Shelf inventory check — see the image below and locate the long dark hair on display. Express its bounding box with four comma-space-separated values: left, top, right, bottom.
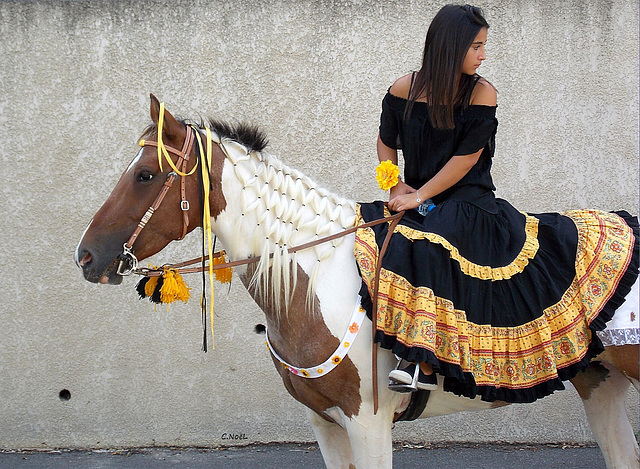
406, 4, 489, 129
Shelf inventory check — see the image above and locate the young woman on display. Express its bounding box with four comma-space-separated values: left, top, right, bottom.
354, 4, 639, 401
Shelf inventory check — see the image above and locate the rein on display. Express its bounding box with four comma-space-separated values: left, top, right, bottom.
131, 211, 406, 277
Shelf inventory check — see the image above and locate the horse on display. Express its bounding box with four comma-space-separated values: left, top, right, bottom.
75, 95, 639, 469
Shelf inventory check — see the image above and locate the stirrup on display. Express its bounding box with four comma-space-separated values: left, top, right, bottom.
388, 358, 420, 393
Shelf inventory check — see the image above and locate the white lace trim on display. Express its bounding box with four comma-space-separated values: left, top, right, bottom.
597, 276, 638, 346
597, 328, 640, 346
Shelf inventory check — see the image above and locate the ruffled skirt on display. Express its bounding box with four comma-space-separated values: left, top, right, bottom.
354, 199, 639, 403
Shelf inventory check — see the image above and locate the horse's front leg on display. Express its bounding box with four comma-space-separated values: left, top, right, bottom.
571, 361, 639, 469
340, 402, 395, 469
308, 409, 356, 468
308, 405, 394, 469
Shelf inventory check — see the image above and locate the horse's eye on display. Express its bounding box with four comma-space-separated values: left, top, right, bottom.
136, 171, 154, 182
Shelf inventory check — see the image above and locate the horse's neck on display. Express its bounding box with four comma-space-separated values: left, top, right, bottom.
212, 139, 357, 318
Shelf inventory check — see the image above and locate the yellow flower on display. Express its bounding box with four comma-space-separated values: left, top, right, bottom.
376, 160, 400, 191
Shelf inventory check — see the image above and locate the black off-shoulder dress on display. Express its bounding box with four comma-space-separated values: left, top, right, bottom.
354, 79, 639, 403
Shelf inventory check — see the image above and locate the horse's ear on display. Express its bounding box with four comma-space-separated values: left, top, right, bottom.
150, 93, 161, 124
149, 93, 183, 139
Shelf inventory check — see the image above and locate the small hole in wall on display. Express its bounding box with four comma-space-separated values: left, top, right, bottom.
59, 389, 71, 401
254, 324, 266, 334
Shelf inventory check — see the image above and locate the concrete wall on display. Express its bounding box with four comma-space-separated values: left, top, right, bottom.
0, 0, 638, 450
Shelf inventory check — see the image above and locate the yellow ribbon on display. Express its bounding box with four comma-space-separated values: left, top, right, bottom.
157, 102, 199, 177
151, 102, 239, 350
193, 126, 216, 350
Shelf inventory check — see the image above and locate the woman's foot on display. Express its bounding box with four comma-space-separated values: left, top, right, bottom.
388, 363, 438, 391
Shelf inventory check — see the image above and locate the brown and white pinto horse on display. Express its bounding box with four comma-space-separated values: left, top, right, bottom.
75, 96, 639, 469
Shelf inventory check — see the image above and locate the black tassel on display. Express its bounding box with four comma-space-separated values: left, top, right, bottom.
136, 277, 150, 299
150, 276, 164, 304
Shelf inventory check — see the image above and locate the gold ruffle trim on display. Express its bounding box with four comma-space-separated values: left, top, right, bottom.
382, 206, 539, 281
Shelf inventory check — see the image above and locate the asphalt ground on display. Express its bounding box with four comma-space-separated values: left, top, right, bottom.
0, 442, 606, 468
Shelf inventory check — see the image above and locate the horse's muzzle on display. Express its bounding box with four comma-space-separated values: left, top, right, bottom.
75, 246, 124, 285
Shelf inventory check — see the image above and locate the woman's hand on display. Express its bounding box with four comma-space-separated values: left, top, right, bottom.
388, 190, 421, 212
389, 180, 414, 200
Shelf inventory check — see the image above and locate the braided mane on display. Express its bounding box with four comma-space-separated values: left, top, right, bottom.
219, 135, 357, 315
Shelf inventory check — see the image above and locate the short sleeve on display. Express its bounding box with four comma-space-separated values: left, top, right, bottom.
453, 106, 498, 156
379, 92, 402, 150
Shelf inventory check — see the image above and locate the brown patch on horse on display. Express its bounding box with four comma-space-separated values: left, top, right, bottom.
570, 361, 610, 400
206, 141, 227, 220
597, 344, 639, 381
147, 96, 227, 223
240, 264, 362, 421
134, 129, 226, 234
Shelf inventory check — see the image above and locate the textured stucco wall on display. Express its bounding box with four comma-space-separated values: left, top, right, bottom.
0, 0, 638, 450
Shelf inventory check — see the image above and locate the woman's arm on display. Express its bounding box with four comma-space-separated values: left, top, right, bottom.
377, 133, 398, 166
387, 149, 482, 212
377, 74, 417, 200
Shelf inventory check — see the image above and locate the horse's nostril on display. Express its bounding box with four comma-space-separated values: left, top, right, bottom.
77, 250, 93, 268
82, 252, 92, 266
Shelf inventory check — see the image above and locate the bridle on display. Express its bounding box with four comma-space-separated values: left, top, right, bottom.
116, 124, 197, 276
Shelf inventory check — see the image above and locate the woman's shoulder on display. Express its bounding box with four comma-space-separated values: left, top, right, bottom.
469, 77, 497, 106
388, 73, 413, 100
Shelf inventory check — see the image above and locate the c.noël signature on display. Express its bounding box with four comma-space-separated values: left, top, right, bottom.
221, 432, 249, 440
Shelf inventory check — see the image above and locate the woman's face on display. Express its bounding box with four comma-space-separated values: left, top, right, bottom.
462, 27, 487, 75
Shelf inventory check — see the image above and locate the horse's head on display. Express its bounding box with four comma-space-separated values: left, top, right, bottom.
75, 95, 209, 284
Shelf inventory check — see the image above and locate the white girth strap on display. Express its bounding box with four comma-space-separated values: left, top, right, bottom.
265, 298, 366, 378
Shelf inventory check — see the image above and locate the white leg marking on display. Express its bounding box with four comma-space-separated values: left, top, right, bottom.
580, 362, 639, 469
307, 409, 355, 469
342, 404, 394, 469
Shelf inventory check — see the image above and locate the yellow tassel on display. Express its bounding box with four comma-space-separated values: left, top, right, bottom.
160, 269, 191, 304
213, 251, 233, 284
145, 275, 159, 297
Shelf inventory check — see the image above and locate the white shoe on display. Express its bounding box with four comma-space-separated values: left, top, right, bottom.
389, 363, 438, 391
